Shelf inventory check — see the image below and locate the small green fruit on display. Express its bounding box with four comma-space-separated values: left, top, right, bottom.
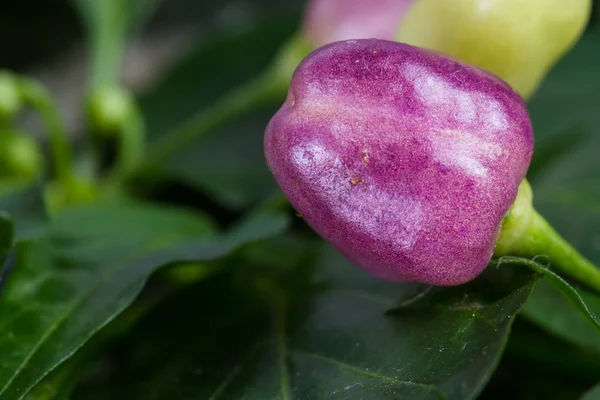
86, 86, 134, 135
0, 72, 23, 122
45, 176, 98, 213
0, 131, 42, 180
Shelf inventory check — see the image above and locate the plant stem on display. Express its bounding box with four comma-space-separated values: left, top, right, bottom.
133, 34, 311, 178
512, 210, 600, 293
90, 0, 126, 88
105, 104, 145, 186
142, 71, 287, 168
18, 78, 75, 186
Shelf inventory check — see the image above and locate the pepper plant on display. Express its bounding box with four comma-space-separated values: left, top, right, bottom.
1, 1, 600, 399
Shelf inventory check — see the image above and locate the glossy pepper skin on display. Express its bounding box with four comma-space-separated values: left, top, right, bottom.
304, 0, 415, 48
397, 0, 591, 99
265, 40, 533, 285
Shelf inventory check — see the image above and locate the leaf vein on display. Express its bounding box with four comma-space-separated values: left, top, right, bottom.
290, 349, 444, 399
0, 242, 163, 397
209, 341, 265, 400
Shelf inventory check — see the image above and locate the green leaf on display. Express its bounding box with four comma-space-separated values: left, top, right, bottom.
138, 18, 298, 209
159, 107, 283, 209
495, 257, 600, 352
76, 245, 538, 400
0, 182, 46, 241
520, 30, 600, 354
71, 0, 165, 86
582, 383, 600, 400
528, 31, 600, 190
528, 32, 600, 156
523, 280, 600, 355
0, 201, 289, 400
525, 262, 600, 333
140, 17, 297, 141
504, 319, 600, 387
22, 352, 84, 400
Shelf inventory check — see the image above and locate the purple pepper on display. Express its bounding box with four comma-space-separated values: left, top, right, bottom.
304, 0, 415, 47
264, 39, 533, 286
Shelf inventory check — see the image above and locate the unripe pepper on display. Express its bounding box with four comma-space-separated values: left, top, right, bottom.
86, 85, 136, 136
0, 72, 23, 123
397, 0, 592, 99
265, 39, 533, 285
85, 85, 144, 181
0, 130, 43, 181
45, 177, 98, 213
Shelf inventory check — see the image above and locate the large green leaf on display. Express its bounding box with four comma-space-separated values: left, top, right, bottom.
162, 106, 283, 209
583, 383, 600, 400
497, 319, 600, 399
528, 32, 600, 160
528, 31, 600, 188
0, 201, 289, 400
520, 30, 600, 353
523, 280, 600, 355
75, 245, 538, 400
0, 182, 46, 241
497, 257, 600, 354
498, 257, 600, 332
137, 18, 298, 209
22, 351, 85, 400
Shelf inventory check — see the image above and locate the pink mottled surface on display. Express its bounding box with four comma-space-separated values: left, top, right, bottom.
264, 40, 533, 286
304, 0, 414, 47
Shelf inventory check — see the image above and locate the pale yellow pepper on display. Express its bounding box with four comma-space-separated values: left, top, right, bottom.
397, 0, 592, 99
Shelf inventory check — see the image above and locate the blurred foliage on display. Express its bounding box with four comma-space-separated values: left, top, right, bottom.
523, 28, 600, 362
583, 383, 600, 400
138, 18, 298, 209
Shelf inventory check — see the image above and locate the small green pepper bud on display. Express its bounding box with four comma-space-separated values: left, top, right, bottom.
0, 72, 23, 123
86, 85, 135, 136
0, 130, 43, 181
45, 176, 98, 213
85, 85, 144, 182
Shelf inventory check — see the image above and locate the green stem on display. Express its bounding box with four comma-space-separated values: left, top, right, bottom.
132, 35, 311, 178
18, 78, 75, 185
512, 210, 600, 294
105, 104, 144, 185
142, 71, 287, 168
90, 0, 126, 87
